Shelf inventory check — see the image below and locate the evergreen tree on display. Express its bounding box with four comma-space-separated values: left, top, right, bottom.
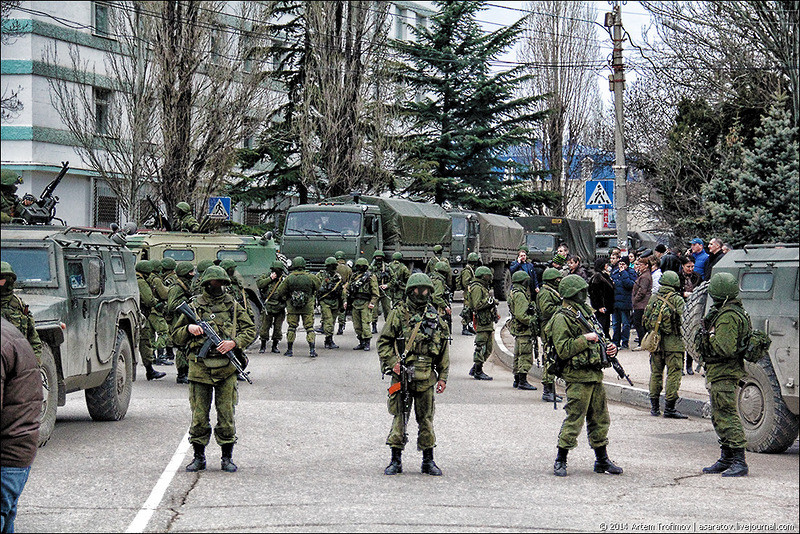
703, 96, 799, 246
392, 0, 557, 214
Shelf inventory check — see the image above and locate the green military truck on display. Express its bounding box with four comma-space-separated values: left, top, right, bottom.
683, 244, 799, 453
449, 210, 524, 300
280, 195, 451, 272
514, 215, 596, 266
1, 224, 142, 446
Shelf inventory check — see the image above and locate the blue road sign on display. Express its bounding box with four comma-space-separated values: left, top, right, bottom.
585, 180, 614, 210
208, 196, 231, 220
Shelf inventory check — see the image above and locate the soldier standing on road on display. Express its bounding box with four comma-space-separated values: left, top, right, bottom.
1, 170, 23, 224
430, 262, 452, 334
370, 251, 392, 334
175, 202, 201, 233
459, 253, 480, 336
426, 244, 452, 290
537, 268, 564, 403
466, 265, 498, 381
135, 261, 166, 380
167, 262, 195, 384
334, 251, 352, 336
256, 261, 287, 354
509, 270, 538, 391
378, 273, 449, 477
0, 262, 42, 362
698, 272, 752, 477
147, 261, 172, 367
275, 257, 320, 358
160, 258, 179, 364
549, 274, 623, 477
172, 266, 256, 473
317, 257, 344, 350
386, 252, 410, 309
643, 271, 688, 419
343, 258, 379, 351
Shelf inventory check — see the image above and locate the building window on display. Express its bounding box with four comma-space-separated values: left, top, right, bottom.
395, 7, 406, 40
94, 1, 111, 37
94, 87, 112, 135
245, 208, 263, 226
94, 179, 118, 227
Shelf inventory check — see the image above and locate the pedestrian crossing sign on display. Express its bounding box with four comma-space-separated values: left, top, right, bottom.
208, 197, 231, 220
585, 180, 614, 210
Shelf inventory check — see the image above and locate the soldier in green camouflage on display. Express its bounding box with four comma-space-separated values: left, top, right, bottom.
167, 261, 195, 383
192, 259, 214, 296
172, 265, 256, 473
370, 251, 392, 334
1, 170, 23, 224
275, 256, 320, 358
425, 244, 452, 291
549, 274, 622, 477
175, 202, 201, 233
0, 261, 42, 362
698, 272, 751, 477
537, 268, 564, 403
256, 261, 287, 354
220, 259, 253, 320
430, 261, 452, 334
317, 257, 344, 349
343, 258, 379, 351
135, 260, 166, 380
378, 272, 449, 477
459, 252, 481, 336
334, 251, 352, 335
643, 270, 688, 419
160, 257, 179, 363
386, 252, 410, 308
146, 260, 172, 366
466, 265, 498, 381
508, 270, 537, 391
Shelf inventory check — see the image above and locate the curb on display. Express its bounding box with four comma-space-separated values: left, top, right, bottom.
492, 318, 711, 418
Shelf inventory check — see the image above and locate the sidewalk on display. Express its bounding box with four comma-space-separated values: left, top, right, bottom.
491, 316, 712, 418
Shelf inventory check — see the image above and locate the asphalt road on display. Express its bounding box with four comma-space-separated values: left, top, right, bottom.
15, 304, 800, 533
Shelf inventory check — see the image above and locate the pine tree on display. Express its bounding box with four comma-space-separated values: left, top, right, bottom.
392, 0, 557, 214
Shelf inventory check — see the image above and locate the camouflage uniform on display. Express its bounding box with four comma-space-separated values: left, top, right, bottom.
465, 266, 497, 380
386, 252, 410, 307
1, 170, 23, 224
430, 262, 452, 334
167, 261, 195, 383
0, 261, 43, 362
370, 251, 393, 331
536, 269, 564, 402
192, 259, 214, 296
171, 266, 255, 473
317, 257, 344, 349
256, 261, 286, 353
378, 273, 449, 476
334, 251, 352, 335
458, 254, 480, 335
275, 257, 320, 357
146, 267, 171, 357
549, 274, 622, 477
508, 270, 537, 390
175, 202, 200, 233
344, 258, 379, 350
425, 245, 452, 290
135, 261, 165, 380
221, 260, 253, 320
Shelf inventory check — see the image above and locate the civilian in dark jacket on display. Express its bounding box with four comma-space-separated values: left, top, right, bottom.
610, 256, 636, 349
631, 257, 653, 349
566, 256, 589, 283
589, 258, 615, 339
680, 256, 703, 298
1, 318, 42, 533
509, 248, 540, 292
705, 238, 726, 281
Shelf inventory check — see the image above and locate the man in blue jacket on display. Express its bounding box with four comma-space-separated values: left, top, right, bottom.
509, 246, 540, 294
610, 252, 636, 349
690, 238, 710, 280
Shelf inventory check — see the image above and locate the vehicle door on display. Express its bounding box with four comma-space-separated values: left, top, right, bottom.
64, 252, 105, 378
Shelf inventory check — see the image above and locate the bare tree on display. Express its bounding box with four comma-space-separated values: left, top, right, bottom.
518, 0, 604, 217
2, 0, 24, 119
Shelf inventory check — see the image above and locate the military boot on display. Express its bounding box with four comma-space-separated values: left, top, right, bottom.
185, 444, 206, 472
314, 326, 325, 334
461, 326, 474, 336
271, 340, 280, 354
685, 355, 694, 375
353, 338, 365, 350
324, 335, 339, 349
221, 443, 237, 473
337, 323, 345, 335
259, 339, 267, 353
166, 346, 175, 361
176, 366, 189, 384
309, 343, 318, 358
513, 374, 519, 388
516, 373, 537, 391
702, 446, 733, 474
472, 364, 493, 381
593, 445, 623, 475
720, 448, 748, 477
145, 364, 166, 381
421, 448, 442, 476
663, 399, 688, 419
469, 364, 476, 377
384, 447, 402, 475
371, 322, 378, 334
284, 343, 294, 357
650, 397, 661, 416
541, 383, 562, 403
362, 339, 371, 351
553, 447, 568, 477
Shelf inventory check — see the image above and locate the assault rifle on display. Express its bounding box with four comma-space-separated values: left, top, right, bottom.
176, 301, 252, 384
147, 196, 172, 231
574, 309, 633, 386
527, 302, 541, 368
18, 161, 69, 225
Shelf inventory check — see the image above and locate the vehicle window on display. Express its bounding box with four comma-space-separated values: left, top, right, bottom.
68, 262, 86, 289
110, 254, 126, 274
526, 234, 555, 253
164, 249, 195, 261
740, 272, 773, 292
217, 250, 247, 262
285, 211, 362, 236
452, 217, 467, 237
0, 248, 53, 283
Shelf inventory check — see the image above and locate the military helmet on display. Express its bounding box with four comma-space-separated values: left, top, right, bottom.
474, 266, 493, 279
219, 259, 237, 272
0, 261, 17, 283
433, 244, 443, 254
335, 250, 345, 260
290, 256, 306, 270
1, 169, 22, 188
271, 260, 285, 271
434, 261, 449, 274
135, 260, 153, 274
325, 256, 337, 267
708, 272, 739, 300
660, 270, 680, 289
151, 261, 163, 274
542, 268, 562, 282
161, 257, 177, 271
175, 261, 194, 277
175, 202, 191, 214
405, 272, 434, 293
201, 265, 230, 285
196, 259, 214, 274
467, 252, 481, 263
354, 257, 369, 269
373, 250, 385, 259
559, 274, 589, 299
392, 252, 403, 261
512, 270, 529, 284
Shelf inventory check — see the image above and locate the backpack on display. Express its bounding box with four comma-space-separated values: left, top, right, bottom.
724, 305, 771, 362
641, 295, 676, 353
290, 289, 309, 308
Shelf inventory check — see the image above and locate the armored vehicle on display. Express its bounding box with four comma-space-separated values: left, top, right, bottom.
683, 244, 799, 453
514, 215, 596, 266
1, 224, 142, 446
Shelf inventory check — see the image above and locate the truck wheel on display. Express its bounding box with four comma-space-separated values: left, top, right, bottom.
681, 281, 709, 363
739, 358, 799, 453
247, 297, 262, 349
493, 269, 512, 301
85, 332, 133, 422
38, 344, 58, 447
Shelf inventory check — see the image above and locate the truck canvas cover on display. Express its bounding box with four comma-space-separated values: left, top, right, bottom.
515, 215, 595, 262
474, 212, 524, 257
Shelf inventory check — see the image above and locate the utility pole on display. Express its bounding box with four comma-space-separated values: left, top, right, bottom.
608, 1, 628, 253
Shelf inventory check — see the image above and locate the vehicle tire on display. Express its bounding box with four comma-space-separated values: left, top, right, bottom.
38, 344, 58, 447
739, 357, 800, 453
85, 332, 133, 422
493, 268, 512, 301
247, 297, 262, 349
681, 280, 709, 362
